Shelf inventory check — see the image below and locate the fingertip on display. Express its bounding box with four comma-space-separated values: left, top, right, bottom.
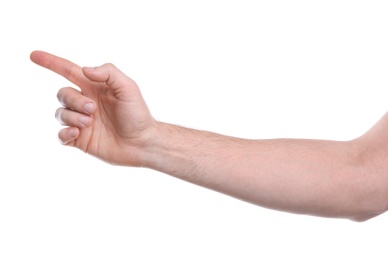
81, 66, 98, 81
84, 102, 96, 114
30, 50, 39, 63
30, 50, 49, 66
82, 66, 96, 76
68, 128, 79, 138
82, 63, 136, 90
83, 66, 96, 71
59, 127, 79, 145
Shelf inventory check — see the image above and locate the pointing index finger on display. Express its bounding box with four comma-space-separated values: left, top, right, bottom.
30, 50, 89, 88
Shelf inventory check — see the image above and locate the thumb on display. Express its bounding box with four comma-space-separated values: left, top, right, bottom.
82, 63, 138, 90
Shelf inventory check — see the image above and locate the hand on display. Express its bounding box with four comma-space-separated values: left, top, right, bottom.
30, 51, 156, 166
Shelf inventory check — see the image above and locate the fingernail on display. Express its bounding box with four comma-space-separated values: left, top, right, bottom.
80, 116, 91, 127
84, 103, 95, 114
69, 128, 78, 138
84, 66, 96, 71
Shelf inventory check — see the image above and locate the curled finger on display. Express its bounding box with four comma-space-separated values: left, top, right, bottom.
58, 127, 79, 145
57, 87, 96, 115
55, 107, 93, 127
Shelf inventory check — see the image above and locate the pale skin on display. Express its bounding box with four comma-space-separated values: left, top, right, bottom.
30, 50, 388, 222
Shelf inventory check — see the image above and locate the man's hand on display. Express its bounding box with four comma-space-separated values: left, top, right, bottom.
30, 51, 156, 166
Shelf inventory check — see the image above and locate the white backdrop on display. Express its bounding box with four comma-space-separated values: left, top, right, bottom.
1, 1, 388, 259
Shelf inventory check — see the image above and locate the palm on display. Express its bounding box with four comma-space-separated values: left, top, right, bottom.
80, 80, 152, 163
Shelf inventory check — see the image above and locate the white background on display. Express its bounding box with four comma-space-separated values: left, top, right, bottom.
1, 0, 388, 259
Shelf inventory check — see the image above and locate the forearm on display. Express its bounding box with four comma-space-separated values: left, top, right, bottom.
142, 122, 386, 221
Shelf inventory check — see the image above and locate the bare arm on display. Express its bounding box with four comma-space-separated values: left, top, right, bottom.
30, 50, 388, 222
142, 121, 387, 221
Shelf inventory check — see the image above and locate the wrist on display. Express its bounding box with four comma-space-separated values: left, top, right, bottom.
139, 122, 192, 171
